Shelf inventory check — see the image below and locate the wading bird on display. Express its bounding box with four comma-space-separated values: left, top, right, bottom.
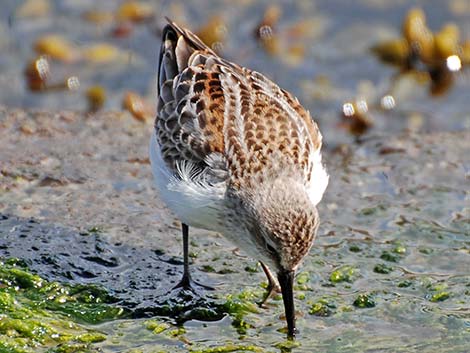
150, 19, 328, 337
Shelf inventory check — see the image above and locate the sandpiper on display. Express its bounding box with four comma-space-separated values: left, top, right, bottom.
150, 19, 328, 337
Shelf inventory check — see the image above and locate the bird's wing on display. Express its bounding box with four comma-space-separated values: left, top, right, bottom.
155, 19, 324, 190
155, 19, 228, 178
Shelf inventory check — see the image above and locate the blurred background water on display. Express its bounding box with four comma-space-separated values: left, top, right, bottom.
1, 0, 469, 146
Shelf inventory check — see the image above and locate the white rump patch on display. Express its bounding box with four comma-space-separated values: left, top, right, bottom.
307, 148, 329, 206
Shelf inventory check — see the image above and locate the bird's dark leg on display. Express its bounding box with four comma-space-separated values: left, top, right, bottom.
173, 223, 214, 291
173, 223, 191, 289
259, 261, 281, 307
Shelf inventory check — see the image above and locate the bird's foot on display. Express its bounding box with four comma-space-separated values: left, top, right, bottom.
258, 261, 281, 308
173, 274, 215, 292
258, 282, 281, 308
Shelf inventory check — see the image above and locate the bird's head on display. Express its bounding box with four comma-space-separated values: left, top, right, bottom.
237, 175, 320, 337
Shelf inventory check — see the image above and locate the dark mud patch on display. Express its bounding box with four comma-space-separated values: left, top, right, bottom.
0, 214, 227, 323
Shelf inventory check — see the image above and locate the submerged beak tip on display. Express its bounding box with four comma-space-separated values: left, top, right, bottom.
278, 270, 296, 338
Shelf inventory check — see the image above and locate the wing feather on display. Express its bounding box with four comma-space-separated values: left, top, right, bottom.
154, 19, 325, 193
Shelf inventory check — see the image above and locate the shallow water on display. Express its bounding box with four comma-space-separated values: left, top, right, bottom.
0, 0, 469, 352
1, 108, 468, 352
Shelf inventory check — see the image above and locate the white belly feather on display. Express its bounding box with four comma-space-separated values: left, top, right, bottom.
149, 133, 227, 231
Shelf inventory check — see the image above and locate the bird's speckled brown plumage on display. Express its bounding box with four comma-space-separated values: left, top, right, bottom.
155, 20, 323, 191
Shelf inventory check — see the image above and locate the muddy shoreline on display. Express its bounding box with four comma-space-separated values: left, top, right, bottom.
1, 106, 469, 352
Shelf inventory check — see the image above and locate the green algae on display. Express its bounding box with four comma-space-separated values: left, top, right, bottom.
348, 244, 362, 253
295, 272, 311, 291
359, 204, 388, 216
330, 265, 358, 283
86, 226, 103, 234
244, 265, 259, 273
308, 298, 337, 317
429, 291, 450, 302
0, 258, 123, 353
398, 280, 413, 288
296, 271, 310, 285
167, 327, 186, 337
273, 339, 301, 351
144, 287, 267, 340
221, 289, 261, 335
145, 320, 170, 334
222, 290, 261, 316
419, 248, 434, 255
201, 265, 216, 273
373, 263, 393, 274
380, 251, 400, 263
426, 282, 451, 302
190, 343, 263, 353
353, 294, 376, 308
392, 244, 407, 255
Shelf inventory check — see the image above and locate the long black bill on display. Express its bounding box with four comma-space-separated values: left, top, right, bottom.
278, 270, 296, 338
